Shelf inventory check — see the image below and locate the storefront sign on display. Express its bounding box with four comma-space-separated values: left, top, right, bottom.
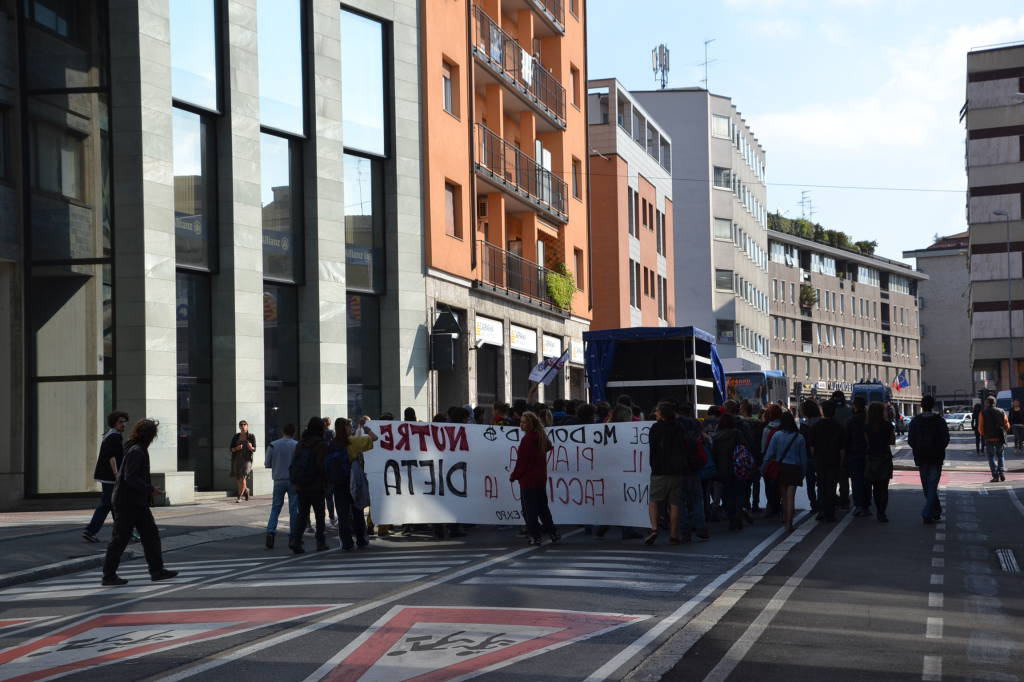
475, 316, 504, 347
570, 339, 584, 364
542, 334, 562, 358
366, 421, 653, 527
509, 325, 536, 353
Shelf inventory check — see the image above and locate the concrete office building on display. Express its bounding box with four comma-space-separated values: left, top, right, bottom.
964, 43, 1024, 392
768, 230, 925, 415
0, 0, 428, 508
634, 88, 770, 371
587, 79, 674, 330
421, 0, 590, 413
903, 233, 973, 406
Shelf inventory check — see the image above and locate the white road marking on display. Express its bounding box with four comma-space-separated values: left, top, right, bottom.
933, 544, 945, 553
922, 655, 942, 681
265, 559, 469, 571
463, 576, 692, 592
935, 523, 945, 531
931, 558, 944, 568
928, 592, 943, 608
1008, 487, 1024, 518
978, 487, 989, 496
492, 567, 694, 582
996, 548, 1020, 574
935, 533, 945, 541
583, 512, 812, 682
926, 617, 943, 639
203, 576, 428, 588
930, 574, 944, 585
700, 514, 854, 682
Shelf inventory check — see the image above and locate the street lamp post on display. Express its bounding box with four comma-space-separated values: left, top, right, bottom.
993, 210, 1014, 388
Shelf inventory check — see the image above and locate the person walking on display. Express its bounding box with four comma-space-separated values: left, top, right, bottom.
645, 402, 689, 545
908, 396, 950, 524
101, 419, 177, 586
230, 420, 256, 502
290, 417, 329, 554
83, 410, 130, 543
846, 397, 871, 517
510, 411, 558, 545
978, 396, 1010, 482
760, 412, 808, 533
677, 403, 710, 541
760, 404, 784, 518
864, 401, 895, 523
711, 413, 750, 531
1009, 399, 1024, 452
264, 423, 298, 549
971, 403, 983, 454
831, 390, 854, 510
798, 400, 821, 514
810, 400, 845, 522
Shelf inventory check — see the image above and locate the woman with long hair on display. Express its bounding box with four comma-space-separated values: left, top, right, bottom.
327, 417, 379, 548
760, 412, 808, 532
799, 400, 821, 514
102, 419, 177, 586
229, 420, 256, 502
864, 401, 895, 522
510, 411, 558, 545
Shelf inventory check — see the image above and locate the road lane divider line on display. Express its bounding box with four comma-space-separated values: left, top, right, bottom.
700, 513, 854, 682
1008, 487, 1024, 518
922, 654, 942, 681
925, 617, 943, 639
586, 512, 814, 682
159, 531, 583, 682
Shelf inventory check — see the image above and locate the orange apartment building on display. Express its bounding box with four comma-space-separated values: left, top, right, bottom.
421, 0, 590, 413
587, 79, 674, 329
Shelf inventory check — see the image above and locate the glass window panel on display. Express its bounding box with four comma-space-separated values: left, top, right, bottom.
341, 9, 386, 156
261, 133, 300, 282
715, 269, 733, 290
31, 263, 111, 378
176, 272, 212, 381
35, 379, 110, 493
0, 108, 7, 179
258, 0, 304, 134
264, 283, 298, 443
178, 380, 213, 490
24, 0, 106, 90
173, 108, 214, 269
713, 217, 731, 239
347, 293, 381, 419
170, 0, 218, 110
344, 154, 384, 292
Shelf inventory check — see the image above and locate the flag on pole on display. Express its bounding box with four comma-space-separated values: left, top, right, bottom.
892, 377, 901, 393
529, 349, 570, 386
898, 370, 910, 389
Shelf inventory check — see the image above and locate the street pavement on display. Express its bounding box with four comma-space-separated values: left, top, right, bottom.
0, 431, 1021, 681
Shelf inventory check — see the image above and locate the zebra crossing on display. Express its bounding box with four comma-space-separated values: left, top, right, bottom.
200, 549, 495, 589
461, 549, 723, 593
0, 557, 290, 602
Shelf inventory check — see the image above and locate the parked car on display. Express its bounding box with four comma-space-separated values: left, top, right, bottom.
943, 413, 971, 431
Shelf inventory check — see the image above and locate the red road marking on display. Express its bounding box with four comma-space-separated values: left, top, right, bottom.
321, 606, 646, 682
0, 605, 342, 682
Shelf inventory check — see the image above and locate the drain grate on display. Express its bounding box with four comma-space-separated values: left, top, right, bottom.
996, 548, 1020, 573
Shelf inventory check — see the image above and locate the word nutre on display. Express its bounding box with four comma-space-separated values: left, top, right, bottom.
383, 459, 468, 497
377, 423, 470, 453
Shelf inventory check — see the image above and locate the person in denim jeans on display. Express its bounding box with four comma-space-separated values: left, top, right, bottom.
83, 411, 130, 543
908, 396, 950, 524
264, 423, 299, 549
978, 397, 1010, 482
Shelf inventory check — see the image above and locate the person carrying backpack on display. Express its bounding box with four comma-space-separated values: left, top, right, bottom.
289, 416, 329, 554
712, 413, 752, 531
908, 395, 950, 523
676, 403, 710, 541
978, 396, 1010, 483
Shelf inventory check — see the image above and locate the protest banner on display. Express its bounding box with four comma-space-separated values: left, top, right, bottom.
364, 421, 653, 527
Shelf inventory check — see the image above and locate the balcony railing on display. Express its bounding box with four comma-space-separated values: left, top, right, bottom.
533, 0, 564, 25
471, 5, 566, 122
477, 241, 567, 311
475, 123, 567, 219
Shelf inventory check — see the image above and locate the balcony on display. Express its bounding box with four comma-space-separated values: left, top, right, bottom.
474, 123, 568, 222
471, 4, 566, 129
504, 0, 565, 35
475, 241, 570, 314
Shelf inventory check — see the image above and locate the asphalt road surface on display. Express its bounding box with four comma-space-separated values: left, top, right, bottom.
1, 432, 1021, 681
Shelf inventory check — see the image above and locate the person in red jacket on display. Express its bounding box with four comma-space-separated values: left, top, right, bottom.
511, 411, 559, 545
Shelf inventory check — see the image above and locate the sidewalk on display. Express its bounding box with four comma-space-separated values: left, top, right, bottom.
892, 431, 1024, 472
0, 495, 272, 589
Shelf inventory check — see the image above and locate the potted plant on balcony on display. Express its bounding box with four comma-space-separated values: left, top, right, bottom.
545, 263, 575, 311
799, 283, 818, 310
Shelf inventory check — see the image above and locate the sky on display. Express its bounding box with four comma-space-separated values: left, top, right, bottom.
586, 0, 1024, 262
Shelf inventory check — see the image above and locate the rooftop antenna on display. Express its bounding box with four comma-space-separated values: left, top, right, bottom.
652, 44, 670, 89
699, 38, 716, 90
799, 190, 811, 220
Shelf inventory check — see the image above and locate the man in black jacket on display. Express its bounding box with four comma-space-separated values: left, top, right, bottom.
908, 395, 951, 524
646, 402, 697, 545
83, 411, 129, 543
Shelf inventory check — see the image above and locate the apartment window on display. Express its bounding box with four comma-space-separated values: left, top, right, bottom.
173, 107, 216, 270
570, 0, 579, 17
714, 217, 731, 240
789, 282, 795, 304
341, 9, 386, 156
771, 279, 777, 300
643, 267, 650, 297
641, 198, 648, 227
711, 114, 730, 139
30, 122, 84, 200
170, 0, 219, 110
257, 0, 304, 134
574, 248, 584, 289
572, 157, 582, 199
715, 269, 733, 291
840, 294, 845, 314
633, 189, 640, 236
634, 261, 642, 306
627, 187, 635, 236
713, 166, 731, 189
444, 181, 461, 239
570, 65, 581, 108
261, 133, 302, 283
442, 60, 459, 116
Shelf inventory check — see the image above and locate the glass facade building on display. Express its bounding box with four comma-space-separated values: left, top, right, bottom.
0, 0, 428, 507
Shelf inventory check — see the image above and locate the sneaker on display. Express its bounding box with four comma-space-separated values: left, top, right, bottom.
548, 532, 560, 544
1000, 474, 1006, 482
150, 569, 178, 582
528, 537, 541, 546
306, 525, 315, 535
990, 477, 1000, 483
695, 527, 710, 540
643, 531, 659, 546
265, 533, 275, 549
101, 575, 128, 586
82, 530, 101, 543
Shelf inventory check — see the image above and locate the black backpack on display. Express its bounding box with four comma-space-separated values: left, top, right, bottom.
289, 446, 318, 486
324, 443, 351, 484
